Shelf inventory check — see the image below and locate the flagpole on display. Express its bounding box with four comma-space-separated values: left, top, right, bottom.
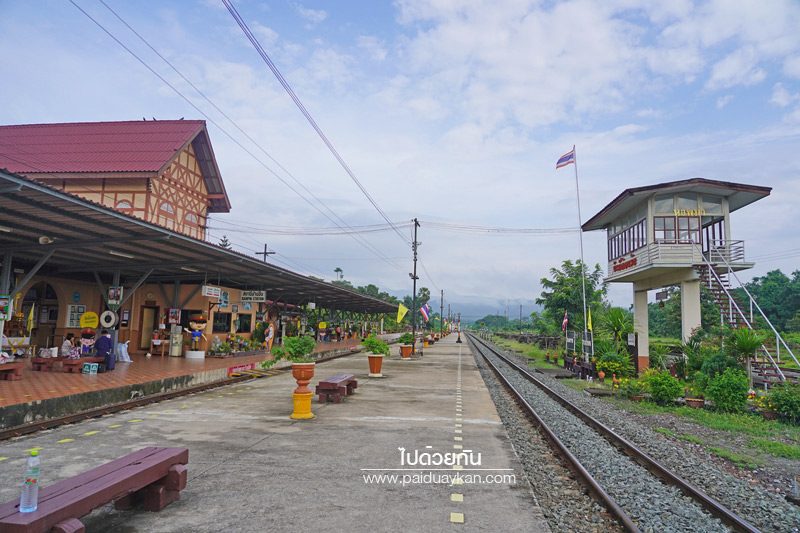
572, 145, 589, 362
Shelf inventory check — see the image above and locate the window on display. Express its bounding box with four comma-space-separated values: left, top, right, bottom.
702, 195, 722, 215
185, 212, 198, 225
654, 216, 676, 243
236, 314, 252, 333
115, 200, 133, 211
213, 312, 232, 333
607, 218, 647, 260
654, 194, 673, 214
676, 193, 698, 212
677, 216, 700, 243
160, 202, 175, 215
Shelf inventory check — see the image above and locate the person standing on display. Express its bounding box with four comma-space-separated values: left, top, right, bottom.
266, 322, 275, 352
94, 329, 115, 371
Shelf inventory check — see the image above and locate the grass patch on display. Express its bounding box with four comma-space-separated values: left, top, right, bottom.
749, 438, 800, 460
678, 433, 704, 445
708, 446, 763, 469
653, 426, 676, 438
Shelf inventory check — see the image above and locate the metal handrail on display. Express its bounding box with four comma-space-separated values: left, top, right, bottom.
694, 242, 798, 378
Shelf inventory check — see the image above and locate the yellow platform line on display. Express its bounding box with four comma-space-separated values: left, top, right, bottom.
57, 438, 75, 444
451, 493, 463, 502
108, 424, 123, 429
83, 431, 100, 436
450, 512, 464, 524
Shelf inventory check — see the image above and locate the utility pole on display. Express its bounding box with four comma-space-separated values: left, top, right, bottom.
519, 304, 522, 331
456, 312, 462, 343
410, 218, 420, 355
440, 289, 444, 338
256, 243, 275, 263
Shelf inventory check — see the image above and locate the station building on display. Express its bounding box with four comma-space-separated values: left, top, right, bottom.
0, 120, 395, 356
582, 178, 771, 370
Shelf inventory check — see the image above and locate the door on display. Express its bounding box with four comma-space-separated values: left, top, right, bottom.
139, 306, 158, 350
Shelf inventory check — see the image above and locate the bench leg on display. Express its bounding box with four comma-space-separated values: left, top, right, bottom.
317, 392, 328, 403
52, 518, 85, 533
142, 483, 181, 512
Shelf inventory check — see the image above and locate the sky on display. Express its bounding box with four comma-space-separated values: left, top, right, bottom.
2, 0, 800, 320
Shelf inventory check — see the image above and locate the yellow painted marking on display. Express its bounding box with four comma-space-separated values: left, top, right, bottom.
453, 444, 463, 449
180, 405, 188, 409
25, 447, 43, 453
0, 457, 8, 462
454, 429, 462, 434
454, 436, 462, 441
57, 438, 75, 444
451, 477, 463, 485
108, 424, 122, 429
450, 512, 464, 524
128, 419, 143, 423
83, 431, 100, 436
451, 493, 464, 502
455, 424, 462, 428
453, 465, 463, 471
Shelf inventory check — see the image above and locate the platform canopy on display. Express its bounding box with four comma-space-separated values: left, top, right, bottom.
582, 177, 771, 232
0, 170, 397, 314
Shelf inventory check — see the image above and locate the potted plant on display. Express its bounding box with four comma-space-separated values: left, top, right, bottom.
362, 335, 389, 377
263, 335, 317, 420
684, 384, 705, 409
621, 378, 645, 402
398, 332, 414, 358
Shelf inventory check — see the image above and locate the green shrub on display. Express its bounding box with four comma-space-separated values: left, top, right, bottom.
398, 332, 414, 344
642, 370, 683, 405
363, 334, 389, 355
769, 384, 800, 424
705, 368, 749, 413
252, 321, 267, 344
700, 353, 740, 379
619, 378, 645, 398
282, 335, 317, 362
596, 350, 634, 378
649, 344, 669, 371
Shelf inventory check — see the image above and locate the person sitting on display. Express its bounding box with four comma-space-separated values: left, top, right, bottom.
60, 333, 75, 356
94, 329, 115, 371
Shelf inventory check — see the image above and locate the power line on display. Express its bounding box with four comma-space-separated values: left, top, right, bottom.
69, 0, 404, 274
221, 0, 409, 245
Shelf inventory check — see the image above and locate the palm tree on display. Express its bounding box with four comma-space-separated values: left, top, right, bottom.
333, 267, 343, 280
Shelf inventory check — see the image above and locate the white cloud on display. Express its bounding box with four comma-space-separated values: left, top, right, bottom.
716, 95, 733, 109
357, 36, 388, 61
705, 47, 766, 90
770, 83, 800, 107
785, 56, 800, 78
294, 4, 327, 25
250, 21, 279, 47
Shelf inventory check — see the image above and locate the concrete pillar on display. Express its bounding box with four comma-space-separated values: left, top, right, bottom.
633, 287, 649, 371
681, 279, 702, 341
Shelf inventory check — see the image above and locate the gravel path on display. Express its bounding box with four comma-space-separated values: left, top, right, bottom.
470, 336, 728, 533
480, 335, 800, 533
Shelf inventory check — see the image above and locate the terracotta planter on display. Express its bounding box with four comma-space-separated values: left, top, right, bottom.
597, 370, 606, 382
400, 344, 412, 359
291, 362, 316, 394
685, 398, 705, 409
368, 353, 384, 377
762, 409, 778, 420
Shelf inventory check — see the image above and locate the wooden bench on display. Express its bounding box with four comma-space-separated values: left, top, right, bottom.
62, 357, 104, 374
31, 357, 66, 372
0, 447, 188, 533
0, 362, 24, 381
315, 373, 358, 403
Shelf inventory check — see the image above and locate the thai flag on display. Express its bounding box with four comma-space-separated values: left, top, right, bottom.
420, 304, 430, 322
556, 147, 575, 169
561, 310, 568, 332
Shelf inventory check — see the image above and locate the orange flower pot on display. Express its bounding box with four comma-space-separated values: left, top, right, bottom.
291, 362, 316, 394
368, 353, 384, 377
400, 345, 412, 359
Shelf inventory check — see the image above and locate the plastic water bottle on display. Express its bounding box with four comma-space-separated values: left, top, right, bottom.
19, 450, 40, 513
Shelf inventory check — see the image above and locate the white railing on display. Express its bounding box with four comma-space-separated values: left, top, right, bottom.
692, 242, 799, 380
704, 240, 745, 264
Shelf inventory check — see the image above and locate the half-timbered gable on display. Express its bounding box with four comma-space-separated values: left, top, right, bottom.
0, 120, 230, 241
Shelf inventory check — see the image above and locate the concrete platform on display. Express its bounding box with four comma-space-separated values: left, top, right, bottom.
0, 335, 549, 532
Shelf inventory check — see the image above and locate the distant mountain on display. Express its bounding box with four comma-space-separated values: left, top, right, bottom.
385, 288, 541, 323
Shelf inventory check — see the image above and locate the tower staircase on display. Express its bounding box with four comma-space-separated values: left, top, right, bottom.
694, 243, 799, 387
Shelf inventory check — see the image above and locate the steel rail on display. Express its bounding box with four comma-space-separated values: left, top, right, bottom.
467, 334, 641, 532
468, 333, 760, 533
0, 347, 362, 442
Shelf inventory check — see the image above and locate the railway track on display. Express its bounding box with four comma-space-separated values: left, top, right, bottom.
0, 347, 362, 442
467, 332, 759, 533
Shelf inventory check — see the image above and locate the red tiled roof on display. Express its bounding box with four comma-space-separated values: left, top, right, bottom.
0, 120, 205, 173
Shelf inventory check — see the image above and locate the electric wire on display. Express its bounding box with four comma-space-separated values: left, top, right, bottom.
68, 0, 404, 274
221, 0, 409, 246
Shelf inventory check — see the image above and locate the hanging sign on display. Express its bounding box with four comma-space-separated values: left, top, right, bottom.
241, 290, 267, 302
0, 295, 10, 321
220, 291, 229, 308
318, 321, 327, 330
202, 285, 222, 298
107, 286, 123, 306
168, 308, 181, 325
79, 311, 99, 329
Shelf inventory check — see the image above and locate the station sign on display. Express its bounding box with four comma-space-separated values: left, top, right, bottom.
202, 285, 222, 298
80, 311, 99, 329
241, 290, 267, 303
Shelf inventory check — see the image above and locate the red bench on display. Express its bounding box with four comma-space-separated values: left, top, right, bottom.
62, 357, 104, 374
0, 447, 188, 533
0, 362, 24, 381
315, 373, 358, 403
31, 357, 66, 372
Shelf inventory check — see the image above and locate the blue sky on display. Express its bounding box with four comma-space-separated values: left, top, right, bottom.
2, 0, 800, 318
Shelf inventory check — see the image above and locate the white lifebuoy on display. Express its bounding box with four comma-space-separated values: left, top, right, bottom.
100, 310, 119, 328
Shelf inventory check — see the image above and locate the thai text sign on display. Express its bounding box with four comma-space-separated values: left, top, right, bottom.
80, 311, 99, 329
202, 285, 221, 298
612, 257, 638, 273
240, 290, 267, 302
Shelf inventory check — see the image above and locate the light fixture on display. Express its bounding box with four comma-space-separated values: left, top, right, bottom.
0, 225, 12, 233
38, 236, 54, 245
181, 266, 199, 273
108, 250, 135, 259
